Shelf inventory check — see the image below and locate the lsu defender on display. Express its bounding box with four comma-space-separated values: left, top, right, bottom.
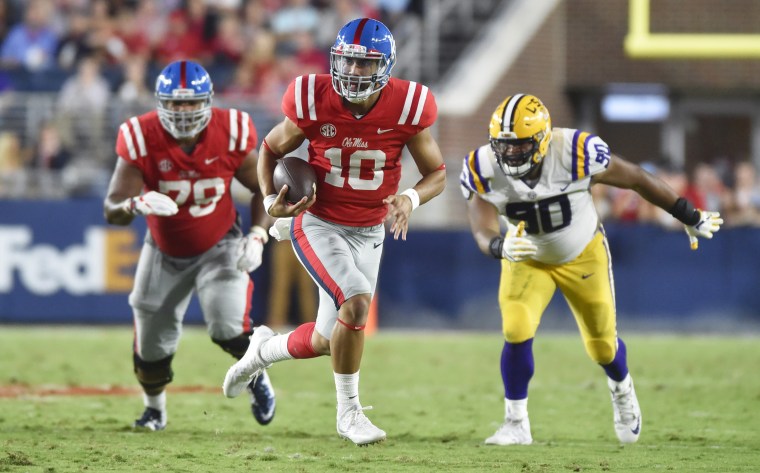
460, 94, 722, 445
103, 60, 275, 431
223, 18, 446, 446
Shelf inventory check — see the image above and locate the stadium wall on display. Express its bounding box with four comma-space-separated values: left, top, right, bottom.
1, 199, 758, 331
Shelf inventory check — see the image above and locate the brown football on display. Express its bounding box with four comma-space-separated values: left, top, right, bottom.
273, 156, 317, 203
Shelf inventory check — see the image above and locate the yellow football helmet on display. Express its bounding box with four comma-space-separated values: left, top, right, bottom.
489, 94, 552, 178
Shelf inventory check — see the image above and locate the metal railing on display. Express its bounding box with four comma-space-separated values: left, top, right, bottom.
0, 93, 284, 199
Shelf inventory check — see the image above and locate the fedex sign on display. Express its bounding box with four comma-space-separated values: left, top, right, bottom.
0, 225, 139, 296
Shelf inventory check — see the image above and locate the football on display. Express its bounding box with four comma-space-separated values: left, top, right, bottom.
273, 156, 317, 203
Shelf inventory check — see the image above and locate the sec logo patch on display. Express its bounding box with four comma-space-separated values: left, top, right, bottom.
320, 124, 336, 138
158, 159, 173, 172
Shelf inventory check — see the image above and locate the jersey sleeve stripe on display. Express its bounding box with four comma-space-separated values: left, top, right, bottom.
397, 81, 417, 125
571, 130, 591, 180
229, 108, 239, 152
459, 156, 474, 192
307, 74, 317, 120
240, 111, 250, 151
129, 117, 147, 157
119, 123, 137, 160
411, 85, 428, 126
467, 149, 490, 193
294, 76, 304, 119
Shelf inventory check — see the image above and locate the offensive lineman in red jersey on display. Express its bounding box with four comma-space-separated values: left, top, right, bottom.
223, 18, 447, 445
103, 60, 276, 431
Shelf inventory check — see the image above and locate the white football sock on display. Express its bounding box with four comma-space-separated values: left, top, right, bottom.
334, 371, 360, 412
259, 332, 294, 365
505, 398, 528, 420
144, 391, 166, 412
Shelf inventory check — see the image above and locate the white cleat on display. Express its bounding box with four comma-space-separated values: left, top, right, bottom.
223, 326, 275, 398
337, 406, 386, 446
608, 374, 642, 444
484, 416, 533, 445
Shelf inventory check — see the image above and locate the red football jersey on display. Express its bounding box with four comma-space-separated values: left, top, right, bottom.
115, 108, 257, 257
282, 74, 437, 226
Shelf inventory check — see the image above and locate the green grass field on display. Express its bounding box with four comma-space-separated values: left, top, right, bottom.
0, 326, 757, 472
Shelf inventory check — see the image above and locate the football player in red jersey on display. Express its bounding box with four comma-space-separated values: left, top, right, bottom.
223, 18, 446, 445
103, 60, 276, 431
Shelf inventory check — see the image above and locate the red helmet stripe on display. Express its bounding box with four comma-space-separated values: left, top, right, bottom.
179, 61, 187, 88
352, 18, 369, 44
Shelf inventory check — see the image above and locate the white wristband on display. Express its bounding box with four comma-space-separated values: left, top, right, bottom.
263, 194, 277, 216
250, 225, 269, 244
400, 188, 420, 211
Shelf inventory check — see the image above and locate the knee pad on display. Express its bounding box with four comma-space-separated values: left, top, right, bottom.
212, 333, 252, 360
585, 337, 616, 365
133, 354, 174, 395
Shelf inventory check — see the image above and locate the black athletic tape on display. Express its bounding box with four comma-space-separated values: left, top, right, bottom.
669, 197, 700, 226
489, 236, 505, 259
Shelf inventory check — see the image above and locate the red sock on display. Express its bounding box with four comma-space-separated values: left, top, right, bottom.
287, 322, 318, 359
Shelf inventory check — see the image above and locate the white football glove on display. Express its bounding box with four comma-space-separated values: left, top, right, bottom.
502, 221, 537, 262
684, 210, 723, 250
268, 217, 293, 241
125, 191, 178, 217
236, 226, 268, 273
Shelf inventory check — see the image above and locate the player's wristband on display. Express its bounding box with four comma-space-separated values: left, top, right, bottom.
400, 188, 420, 211
250, 225, 269, 244
123, 197, 137, 215
263, 194, 277, 216
489, 236, 504, 259
669, 197, 700, 226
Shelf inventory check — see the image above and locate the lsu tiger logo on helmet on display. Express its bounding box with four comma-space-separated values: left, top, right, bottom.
489, 94, 552, 178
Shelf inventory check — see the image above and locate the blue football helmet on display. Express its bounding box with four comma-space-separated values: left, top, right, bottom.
155, 60, 213, 139
330, 18, 396, 103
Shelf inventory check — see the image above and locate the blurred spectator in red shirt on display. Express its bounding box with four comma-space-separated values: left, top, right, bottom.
609, 161, 659, 224
209, 12, 245, 65
154, 10, 206, 65
113, 6, 151, 60
291, 30, 328, 74
135, 0, 169, 51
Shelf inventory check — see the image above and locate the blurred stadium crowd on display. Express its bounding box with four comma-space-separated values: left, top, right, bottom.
0, 0, 418, 199
0, 0, 759, 230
